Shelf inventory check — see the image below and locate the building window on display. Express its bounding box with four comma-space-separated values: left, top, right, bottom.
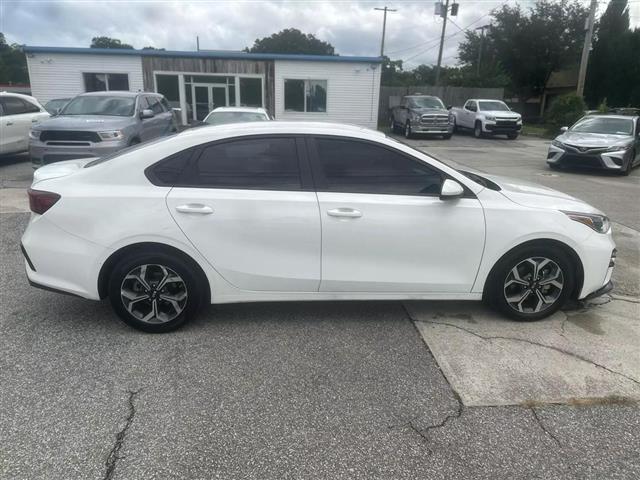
239, 77, 262, 107
83, 73, 130, 92
284, 79, 327, 113
156, 74, 180, 108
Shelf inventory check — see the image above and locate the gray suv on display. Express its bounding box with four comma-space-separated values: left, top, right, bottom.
29, 91, 177, 168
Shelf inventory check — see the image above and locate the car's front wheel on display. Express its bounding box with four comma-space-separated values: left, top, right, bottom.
474, 122, 483, 138
404, 121, 413, 139
108, 252, 204, 332
485, 246, 574, 321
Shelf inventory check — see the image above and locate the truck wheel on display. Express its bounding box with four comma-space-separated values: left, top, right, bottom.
474, 122, 483, 139
404, 122, 413, 139
389, 117, 397, 134
507, 132, 519, 140
442, 133, 452, 140
452, 117, 458, 133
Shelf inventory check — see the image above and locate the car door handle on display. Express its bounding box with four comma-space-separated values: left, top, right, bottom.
175, 204, 214, 214
327, 208, 362, 218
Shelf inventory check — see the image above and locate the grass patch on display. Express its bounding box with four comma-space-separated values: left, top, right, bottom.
522, 124, 555, 139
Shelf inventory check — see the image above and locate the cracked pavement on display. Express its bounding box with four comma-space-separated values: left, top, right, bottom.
2, 137, 640, 479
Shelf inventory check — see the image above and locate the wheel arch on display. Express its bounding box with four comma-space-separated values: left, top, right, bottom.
482, 238, 584, 301
97, 242, 211, 305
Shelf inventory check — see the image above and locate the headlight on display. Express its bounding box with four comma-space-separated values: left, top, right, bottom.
485, 115, 496, 121
516, 116, 522, 123
98, 130, 125, 141
605, 143, 632, 152
410, 112, 421, 121
448, 113, 455, 124
29, 130, 41, 140
551, 139, 564, 149
562, 211, 610, 234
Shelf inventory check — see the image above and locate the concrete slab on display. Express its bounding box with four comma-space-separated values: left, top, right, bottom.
0, 188, 29, 213
407, 298, 640, 407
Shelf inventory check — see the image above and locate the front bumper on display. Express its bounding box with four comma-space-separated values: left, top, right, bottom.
547, 145, 631, 171
484, 122, 522, 133
30, 139, 128, 168
411, 123, 454, 135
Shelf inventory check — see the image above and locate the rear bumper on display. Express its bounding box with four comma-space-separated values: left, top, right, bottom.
30, 140, 128, 168
21, 215, 108, 299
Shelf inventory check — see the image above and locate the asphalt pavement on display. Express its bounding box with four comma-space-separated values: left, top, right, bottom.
1, 138, 639, 479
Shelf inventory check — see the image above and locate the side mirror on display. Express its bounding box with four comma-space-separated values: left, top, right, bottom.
560, 126, 568, 132
446, 105, 452, 110
171, 107, 182, 114
140, 109, 155, 119
440, 179, 464, 200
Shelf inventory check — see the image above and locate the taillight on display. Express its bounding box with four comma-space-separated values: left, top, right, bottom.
27, 188, 61, 214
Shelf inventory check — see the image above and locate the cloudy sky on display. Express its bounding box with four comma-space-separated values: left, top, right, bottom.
2, 0, 639, 68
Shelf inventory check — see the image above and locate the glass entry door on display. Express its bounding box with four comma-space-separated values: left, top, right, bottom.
192, 84, 229, 121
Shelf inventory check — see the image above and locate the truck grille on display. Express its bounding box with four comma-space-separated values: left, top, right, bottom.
40, 130, 102, 143
420, 114, 449, 126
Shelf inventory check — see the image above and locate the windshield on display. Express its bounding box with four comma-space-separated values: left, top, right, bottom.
61, 96, 135, 117
408, 97, 445, 109
478, 101, 510, 112
571, 117, 633, 135
204, 111, 268, 125
45, 99, 70, 112
84, 134, 177, 167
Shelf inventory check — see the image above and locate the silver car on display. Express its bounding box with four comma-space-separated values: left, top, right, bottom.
29, 91, 177, 168
547, 114, 640, 175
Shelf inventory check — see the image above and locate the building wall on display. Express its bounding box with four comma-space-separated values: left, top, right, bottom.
25, 53, 144, 104
141, 56, 275, 115
274, 60, 381, 129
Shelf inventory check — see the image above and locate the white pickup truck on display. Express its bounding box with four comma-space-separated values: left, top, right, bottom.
451, 99, 522, 139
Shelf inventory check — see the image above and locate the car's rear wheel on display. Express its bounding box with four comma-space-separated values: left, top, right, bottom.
485, 246, 574, 321
108, 252, 203, 333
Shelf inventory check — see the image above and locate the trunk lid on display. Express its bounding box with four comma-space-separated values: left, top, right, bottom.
32, 158, 96, 186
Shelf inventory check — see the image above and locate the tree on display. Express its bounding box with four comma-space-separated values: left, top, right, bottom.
0, 33, 28, 84
142, 46, 165, 51
457, 1, 588, 102
90, 37, 134, 49
245, 28, 336, 55
585, 0, 639, 107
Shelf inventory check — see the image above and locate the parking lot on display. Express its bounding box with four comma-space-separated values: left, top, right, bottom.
1, 134, 639, 479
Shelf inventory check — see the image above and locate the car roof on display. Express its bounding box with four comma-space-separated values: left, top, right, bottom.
472, 99, 507, 102
77, 91, 146, 98
179, 121, 385, 141
0, 91, 40, 102
211, 107, 268, 114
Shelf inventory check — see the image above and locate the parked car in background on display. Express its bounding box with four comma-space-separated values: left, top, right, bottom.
203, 107, 271, 125
451, 99, 522, 139
29, 91, 177, 168
547, 114, 640, 175
44, 98, 71, 115
0, 92, 49, 156
390, 95, 453, 139
23, 122, 615, 333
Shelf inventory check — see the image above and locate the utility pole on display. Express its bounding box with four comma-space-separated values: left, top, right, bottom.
374, 6, 397, 57
576, 0, 597, 97
434, 1, 458, 85
475, 24, 490, 76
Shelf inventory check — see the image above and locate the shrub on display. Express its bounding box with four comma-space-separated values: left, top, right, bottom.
544, 93, 587, 135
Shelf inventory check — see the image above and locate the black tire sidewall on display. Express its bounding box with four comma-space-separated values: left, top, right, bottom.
405, 122, 412, 138
486, 246, 575, 322
108, 252, 202, 333
474, 122, 482, 138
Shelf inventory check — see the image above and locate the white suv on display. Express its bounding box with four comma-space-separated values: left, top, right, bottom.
0, 92, 49, 155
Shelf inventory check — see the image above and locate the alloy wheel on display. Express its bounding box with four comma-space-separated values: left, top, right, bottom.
120, 264, 188, 324
503, 257, 564, 314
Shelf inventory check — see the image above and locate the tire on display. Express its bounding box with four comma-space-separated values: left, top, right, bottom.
404, 121, 412, 139
452, 117, 458, 133
474, 122, 483, 138
390, 117, 397, 134
128, 137, 141, 146
484, 245, 575, 322
620, 150, 634, 176
442, 133, 452, 140
108, 251, 204, 333
507, 132, 519, 140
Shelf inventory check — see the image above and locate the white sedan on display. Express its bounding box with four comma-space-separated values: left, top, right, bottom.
22, 122, 615, 332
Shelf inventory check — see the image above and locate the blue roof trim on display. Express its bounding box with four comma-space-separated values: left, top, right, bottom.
23, 46, 382, 63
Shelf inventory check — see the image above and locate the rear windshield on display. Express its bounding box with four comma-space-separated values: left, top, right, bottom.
205, 112, 268, 125
478, 101, 510, 112
571, 117, 633, 135
408, 97, 445, 109
61, 96, 135, 117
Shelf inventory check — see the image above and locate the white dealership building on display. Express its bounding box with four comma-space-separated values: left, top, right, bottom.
24, 46, 382, 128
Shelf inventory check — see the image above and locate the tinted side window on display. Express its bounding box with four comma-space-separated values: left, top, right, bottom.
147, 149, 192, 186
315, 138, 442, 195
190, 138, 301, 190
1, 97, 37, 115
147, 96, 164, 115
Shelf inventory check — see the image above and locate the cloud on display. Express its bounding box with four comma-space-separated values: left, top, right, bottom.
0, 0, 564, 69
